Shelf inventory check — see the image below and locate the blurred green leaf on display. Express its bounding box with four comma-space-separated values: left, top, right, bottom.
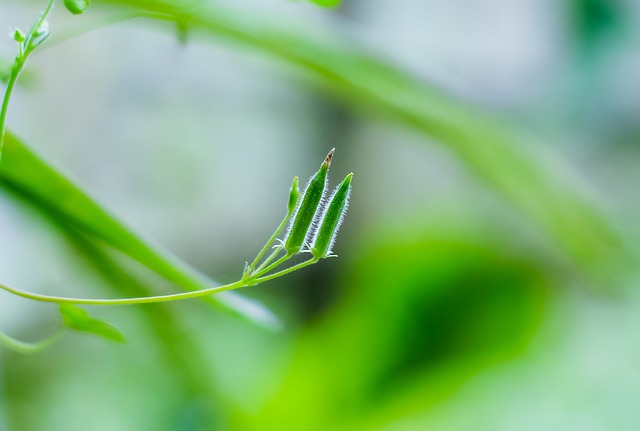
572, 0, 623, 55
240, 221, 549, 430
0, 131, 278, 328
59, 304, 125, 342
309, 0, 342, 8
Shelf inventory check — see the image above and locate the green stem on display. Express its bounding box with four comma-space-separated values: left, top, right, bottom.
24, 0, 55, 54
248, 211, 291, 273
0, 327, 64, 354
252, 252, 293, 279
0, 0, 55, 164
0, 253, 324, 306
254, 257, 319, 284
0, 60, 23, 163
253, 247, 284, 275
24, 0, 56, 46
0, 280, 247, 306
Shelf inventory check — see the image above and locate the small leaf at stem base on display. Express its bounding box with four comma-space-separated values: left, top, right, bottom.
59, 304, 125, 342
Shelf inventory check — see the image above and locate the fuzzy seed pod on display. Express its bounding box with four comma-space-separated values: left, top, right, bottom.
311, 172, 353, 258
285, 148, 334, 254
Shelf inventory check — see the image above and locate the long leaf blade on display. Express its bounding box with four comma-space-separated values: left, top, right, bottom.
0, 131, 278, 328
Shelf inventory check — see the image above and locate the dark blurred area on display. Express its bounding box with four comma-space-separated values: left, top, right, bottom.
1, 0, 639, 430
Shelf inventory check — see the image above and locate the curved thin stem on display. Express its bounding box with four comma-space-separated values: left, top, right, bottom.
253, 247, 284, 275
23, 0, 55, 56
0, 252, 325, 306
0, 0, 55, 164
0, 327, 64, 354
254, 257, 319, 284
247, 210, 291, 273
252, 252, 293, 279
0, 279, 246, 305
0, 60, 22, 162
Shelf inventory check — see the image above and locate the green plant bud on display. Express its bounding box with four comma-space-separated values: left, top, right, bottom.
64, 0, 91, 15
285, 148, 334, 254
288, 176, 300, 213
11, 28, 25, 43
312, 172, 353, 259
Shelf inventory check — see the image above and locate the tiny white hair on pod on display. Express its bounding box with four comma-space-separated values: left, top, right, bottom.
311, 181, 351, 255
285, 171, 329, 242
325, 184, 351, 254
306, 188, 329, 248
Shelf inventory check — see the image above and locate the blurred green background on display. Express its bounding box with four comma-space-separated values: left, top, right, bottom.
1, 0, 639, 430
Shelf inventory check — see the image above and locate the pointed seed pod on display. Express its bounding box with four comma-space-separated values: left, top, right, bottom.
288, 176, 300, 214
312, 173, 353, 259
285, 148, 334, 254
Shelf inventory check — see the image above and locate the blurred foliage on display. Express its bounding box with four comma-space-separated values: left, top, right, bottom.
234, 223, 548, 430
1, 132, 278, 327
572, 0, 625, 57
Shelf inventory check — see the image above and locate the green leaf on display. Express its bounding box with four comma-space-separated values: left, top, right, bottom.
59, 304, 125, 342
64, 0, 91, 15
1, 132, 279, 329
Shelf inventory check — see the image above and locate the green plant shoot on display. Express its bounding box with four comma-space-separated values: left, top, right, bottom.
0, 148, 353, 350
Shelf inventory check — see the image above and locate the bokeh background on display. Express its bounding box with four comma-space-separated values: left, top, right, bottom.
1, 0, 640, 430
